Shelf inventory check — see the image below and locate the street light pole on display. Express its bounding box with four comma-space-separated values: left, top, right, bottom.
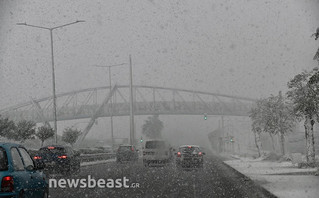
94, 56, 135, 146
49, 29, 58, 144
129, 55, 135, 146
108, 66, 114, 150
94, 63, 126, 150
17, 20, 85, 144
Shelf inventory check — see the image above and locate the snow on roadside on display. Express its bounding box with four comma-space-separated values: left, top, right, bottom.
224, 158, 319, 198
225, 159, 317, 175
260, 175, 319, 198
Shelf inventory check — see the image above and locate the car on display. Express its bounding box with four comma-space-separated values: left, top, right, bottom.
0, 142, 48, 198
142, 139, 173, 167
33, 145, 80, 174
175, 145, 205, 169
116, 145, 138, 163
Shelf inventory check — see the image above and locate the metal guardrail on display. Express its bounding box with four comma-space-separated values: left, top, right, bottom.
80, 153, 116, 162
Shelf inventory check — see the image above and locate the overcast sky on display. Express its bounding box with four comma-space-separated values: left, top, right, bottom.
1, 0, 319, 108
1, 0, 319, 145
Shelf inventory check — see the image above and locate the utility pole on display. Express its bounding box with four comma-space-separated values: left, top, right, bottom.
17, 20, 85, 144
129, 55, 135, 145
94, 63, 126, 150
108, 66, 114, 150
94, 55, 135, 146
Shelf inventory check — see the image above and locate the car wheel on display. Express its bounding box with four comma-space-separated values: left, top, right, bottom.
43, 189, 49, 198
18, 190, 24, 198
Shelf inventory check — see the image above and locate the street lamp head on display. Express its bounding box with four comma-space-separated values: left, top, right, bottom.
16, 22, 27, 26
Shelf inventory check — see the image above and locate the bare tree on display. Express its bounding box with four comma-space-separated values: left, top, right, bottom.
313, 27, 319, 63
7, 120, 36, 143
250, 93, 295, 156
312, 27, 319, 174
36, 126, 54, 146
287, 68, 319, 166
0, 115, 16, 139
62, 127, 81, 147
264, 92, 295, 155
142, 115, 164, 139
249, 102, 266, 157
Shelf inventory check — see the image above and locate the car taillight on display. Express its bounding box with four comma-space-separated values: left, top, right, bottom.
177, 152, 181, 157
58, 155, 67, 159
198, 152, 202, 156
1, 176, 14, 192
131, 147, 134, 152
33, 156, 42, 160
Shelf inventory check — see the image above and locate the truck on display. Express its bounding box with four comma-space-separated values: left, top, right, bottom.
142, 139, 173, 167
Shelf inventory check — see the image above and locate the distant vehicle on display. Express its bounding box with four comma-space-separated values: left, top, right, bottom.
175, 145, 205, 169
116, 145, 138, 163
0, 142, 48, 198
142, 140, 173, 167
33, 145, 80, 174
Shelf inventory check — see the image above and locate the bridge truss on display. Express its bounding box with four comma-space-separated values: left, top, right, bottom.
0, 85, 256, 144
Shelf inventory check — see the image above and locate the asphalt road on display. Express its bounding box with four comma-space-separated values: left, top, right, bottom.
48, 154, 276, 198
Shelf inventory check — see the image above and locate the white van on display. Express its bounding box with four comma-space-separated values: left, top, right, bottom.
142, 139, 173, 166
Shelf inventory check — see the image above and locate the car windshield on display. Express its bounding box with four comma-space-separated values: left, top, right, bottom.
145, 141, 166, 149
40, 147, 66, 154
180, 147, 200, 153
1, 1, 319, 197
0, 147, 8, 171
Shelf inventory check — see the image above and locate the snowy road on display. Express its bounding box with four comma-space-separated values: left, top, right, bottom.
48, 154, 275, 198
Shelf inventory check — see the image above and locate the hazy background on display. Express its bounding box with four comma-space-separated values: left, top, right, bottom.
1, 0, 319, 148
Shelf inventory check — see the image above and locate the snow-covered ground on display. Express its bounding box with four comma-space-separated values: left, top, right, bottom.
225, 157, 319, 198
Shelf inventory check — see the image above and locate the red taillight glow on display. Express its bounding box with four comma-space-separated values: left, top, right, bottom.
58, 155, 67, 159
177, 152, 181, 157
33, 156, 42, 160
48, 147, 55, 150
198, 152, 203, 156
1, 176, 14, 192
2, 176, 11, 181
131, 147, 134, 152
188, 146, 192, 148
